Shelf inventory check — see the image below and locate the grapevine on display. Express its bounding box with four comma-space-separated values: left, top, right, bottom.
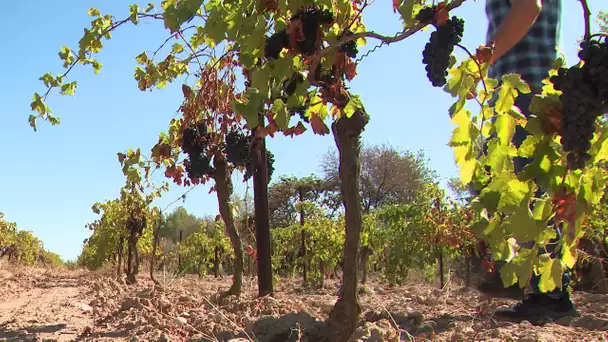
29, 0, 608, 339
550, 36, 608, 170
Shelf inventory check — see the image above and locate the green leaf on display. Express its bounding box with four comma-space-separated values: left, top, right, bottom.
495, 74, 530, 115
60, 81, 78, 96
171, 43, 184, 54
271, 99, 289, 130
88, 8, 101, 17
497, 179, 530, 212
579, 167, 606, 205
30, 93, 47, 115
503, 197, 544, 242
129, 4, 140, 24
250, 67, 270, 99
485, 139, 516, 174
495, 114, 516, 146
204, 8, 228, 43
561, 243, 577, 269
92, 61, 103, 74
538, 255, 561, 292
448, 109, 479, 146
398, 0, 424, 27
343, 95, 363, 118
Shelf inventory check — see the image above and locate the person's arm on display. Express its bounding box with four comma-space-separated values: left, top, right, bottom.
490, 0, 543, 64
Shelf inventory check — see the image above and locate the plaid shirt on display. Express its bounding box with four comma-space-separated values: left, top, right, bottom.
486, 0, 561, 92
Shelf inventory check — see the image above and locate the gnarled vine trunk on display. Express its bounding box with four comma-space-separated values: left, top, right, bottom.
213, 153, 244, 298
251, 122, 273, 297
126, 231, 139, 284
150, 211, 162, 285
360, 246, 373, 285
116, 237, 124, 278
299, 187, 307, 283
325, 108, 369, 342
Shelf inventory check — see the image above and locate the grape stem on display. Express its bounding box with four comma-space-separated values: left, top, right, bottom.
455, 43, 489, 107
578, 0, 591, 41
455, 43, 490, 155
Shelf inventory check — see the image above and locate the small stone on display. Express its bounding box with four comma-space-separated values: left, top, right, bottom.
407, 311, 424, 326
174, 317, 187, 326
79, 303, 93, 313
121, 297, 139, 311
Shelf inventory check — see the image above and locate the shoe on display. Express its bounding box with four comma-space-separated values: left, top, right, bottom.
478, 274, 525, 300
494, 293, 579, 324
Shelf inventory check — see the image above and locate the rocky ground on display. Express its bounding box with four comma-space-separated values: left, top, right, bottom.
0, 267, 607, 341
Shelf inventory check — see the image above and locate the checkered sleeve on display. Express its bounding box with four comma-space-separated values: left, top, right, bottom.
485, 0, 561, 92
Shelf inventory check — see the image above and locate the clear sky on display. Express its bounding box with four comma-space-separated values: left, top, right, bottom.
0, 0, 602, 261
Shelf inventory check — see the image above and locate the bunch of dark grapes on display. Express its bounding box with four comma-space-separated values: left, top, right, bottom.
184, 154, 213, 179
264, 29, 290, 59
284, 73, 305, 97
290, 6, 334, 56
289, 105, 309, 123
180, 121, 212, 180
224, 130, 274, 182
550, 36, 608, 170
244, 149, 275, 182
421, 16, 465, 87
225, 130, 251, 167
338, 30, 358, 58
416, 6, 436, 25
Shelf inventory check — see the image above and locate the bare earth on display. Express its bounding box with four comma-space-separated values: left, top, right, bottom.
0, 267, 607, 341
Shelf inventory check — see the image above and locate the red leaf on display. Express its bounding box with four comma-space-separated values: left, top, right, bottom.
552, 191, 577, 241
393, 0, 402, 13
294, 122, 307, 136
182, 84, 192, 98
287, 19, 305, 51
435, 2, 449, 25
344, 59, 358, 81
475, 43, 495, 64
266, 119, 278, 137
310, 114, 330, 135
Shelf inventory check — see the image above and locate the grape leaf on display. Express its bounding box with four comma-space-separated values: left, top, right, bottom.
495, 74, 530, 115
271, 99, 289, 130
448, 109, 478, 146
310, 114, 330, 135
485, 140, 516, 174
579, 167, 606, 205
500, 248, 534, 288
497, 179, 530, 212
495, 114, 515, 146
538, 255, 562, 292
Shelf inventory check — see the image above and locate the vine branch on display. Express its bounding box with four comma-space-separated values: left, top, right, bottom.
579, 0, 591, 41
455, 43, 490, 155
320, 0, 466, 58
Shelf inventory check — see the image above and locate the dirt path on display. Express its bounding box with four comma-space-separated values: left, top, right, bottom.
0, 271, 94, 341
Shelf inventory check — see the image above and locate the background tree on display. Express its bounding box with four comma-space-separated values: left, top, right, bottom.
161, 206, 204, 250
321, 143, 437, 213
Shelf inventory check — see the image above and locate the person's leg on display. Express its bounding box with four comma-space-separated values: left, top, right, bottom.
492, 92, 577, 322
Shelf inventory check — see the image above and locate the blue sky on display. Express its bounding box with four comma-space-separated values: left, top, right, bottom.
0, 0, 602, 261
